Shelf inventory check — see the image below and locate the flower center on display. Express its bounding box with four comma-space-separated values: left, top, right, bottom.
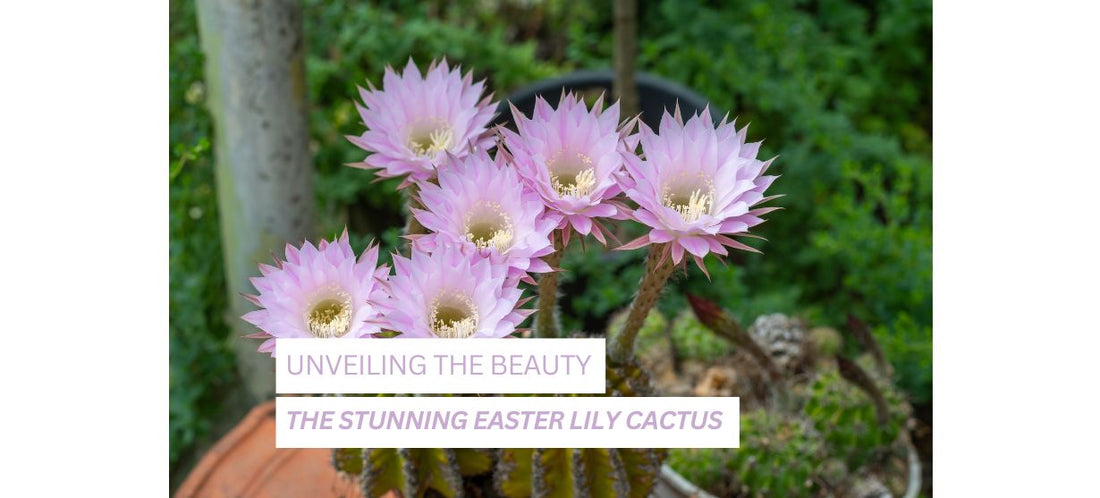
407, 121, 454, 157
547, 150, 596, 198
662, 174, 715, 223
463, 201, 514, 252
429, 291, 479, 338
305, 289, 353, 338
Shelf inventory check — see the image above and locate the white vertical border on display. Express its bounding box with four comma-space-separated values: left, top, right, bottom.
935, 1, 1100, 495
0, 1, 168, 496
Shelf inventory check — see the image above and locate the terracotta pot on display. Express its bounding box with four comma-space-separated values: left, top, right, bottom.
176, 401, 387, 498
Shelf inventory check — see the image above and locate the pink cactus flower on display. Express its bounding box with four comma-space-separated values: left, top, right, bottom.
618, 107, 780, 274
501, 92, 635, 246
241, 230, 389, 355
347, 59, 497, 187
378, 243, 531, 338
412, 149, 559, 283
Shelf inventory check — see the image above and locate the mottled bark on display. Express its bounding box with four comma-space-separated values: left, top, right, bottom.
613, 0, 638, 117
197, 0, 315, 401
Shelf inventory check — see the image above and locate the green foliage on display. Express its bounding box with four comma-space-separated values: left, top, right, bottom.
668, 309, 735, 362
728, 411, 825, 498
874, 313, 933, 404
803, 369, 909, 470
578, 448, 629, 498
619, 306, 736, 363
361, 448, 416, 497
607, 307, 667, 354
169, 0, 234, 467
495, 448, 534, 496
670, 411, 826, 497
666, 448, 726, 491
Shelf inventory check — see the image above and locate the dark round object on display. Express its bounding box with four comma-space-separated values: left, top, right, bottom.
492, 69, 715, 130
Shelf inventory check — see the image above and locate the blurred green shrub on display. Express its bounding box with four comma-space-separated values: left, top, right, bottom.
169, 1, 234, 467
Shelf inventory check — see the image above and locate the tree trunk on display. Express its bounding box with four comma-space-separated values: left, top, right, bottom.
197, 0, 315, 402
613, 0, 639, 118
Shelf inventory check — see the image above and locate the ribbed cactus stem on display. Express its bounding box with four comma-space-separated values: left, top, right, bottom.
535, 231, 565, 338
687, 293, 783, 384
403, 183, 426, 239
609, 244, 674, 362
836, 355, 890, 426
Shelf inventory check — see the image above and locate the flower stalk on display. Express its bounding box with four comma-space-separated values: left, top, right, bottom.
534, 231, 564, 338
608, 244, 674, 362
403, 182, 427, 239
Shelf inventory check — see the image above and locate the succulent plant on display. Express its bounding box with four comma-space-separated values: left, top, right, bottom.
729, 410, 826, 498
802, 368, 909, 471
670, 295, 917, 497
665, 447, 727, 491
668, 410, 827, 498
747, 313, 808, 373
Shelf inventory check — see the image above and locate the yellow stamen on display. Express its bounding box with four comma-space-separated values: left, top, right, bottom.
429, 292, 479, 338
464, 201, 514, 252
305, 290, 353, 338
407, 127, 454, 157
553, 168, 597, 198
664, 188, 713, 223
547, 150, 596, 198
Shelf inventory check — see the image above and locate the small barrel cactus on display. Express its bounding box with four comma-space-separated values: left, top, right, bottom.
748, 313, 808, 373
729, 410, 827, 498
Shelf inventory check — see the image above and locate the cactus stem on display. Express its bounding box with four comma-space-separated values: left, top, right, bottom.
403, 182, 426, 242
535, 230, 565, 338
835, 354, 890, 427
686, 294, 783, 384
846, 313, 890, 378
609, 244, 675, 363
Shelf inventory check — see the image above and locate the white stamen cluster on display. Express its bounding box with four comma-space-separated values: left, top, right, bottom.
553, 168, 596, 198
407, 126, 454, 157
429, 291, 479, 338
548, 150, 596, 198
665, 189, 712, 223
305, 289, 354, 338
463, 201, 515, 252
